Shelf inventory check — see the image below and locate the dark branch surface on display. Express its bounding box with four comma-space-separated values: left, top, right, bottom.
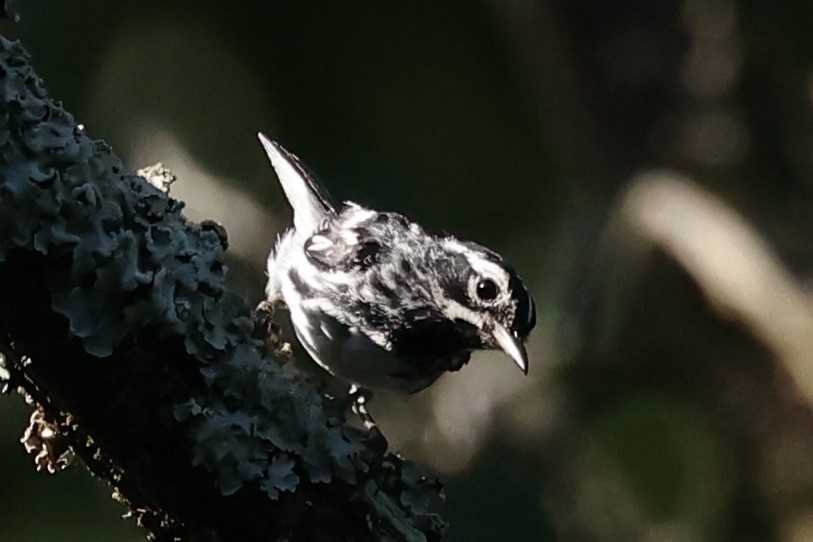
0, 35, 444, 542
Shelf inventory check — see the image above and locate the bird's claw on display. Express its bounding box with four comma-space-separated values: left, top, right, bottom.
252, 301, 292, 358
349, 384, 377, 430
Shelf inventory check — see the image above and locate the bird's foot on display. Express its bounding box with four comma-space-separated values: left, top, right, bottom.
349, 384, 377, 430
252, 301, 292, 358
252, 300, 275, 337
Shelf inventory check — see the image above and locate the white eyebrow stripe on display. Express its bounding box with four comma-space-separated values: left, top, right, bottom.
465, 253, 511, 295
441, 238, 512, 299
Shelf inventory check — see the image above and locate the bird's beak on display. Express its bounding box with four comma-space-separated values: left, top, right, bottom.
491, 323, 529, 374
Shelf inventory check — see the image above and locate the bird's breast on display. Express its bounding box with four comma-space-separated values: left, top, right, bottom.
287, 301, 448, 393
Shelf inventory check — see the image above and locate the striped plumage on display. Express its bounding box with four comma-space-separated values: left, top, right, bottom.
259, 133, 535, 393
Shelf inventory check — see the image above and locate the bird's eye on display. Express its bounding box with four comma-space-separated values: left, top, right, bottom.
476, 279, 499, 301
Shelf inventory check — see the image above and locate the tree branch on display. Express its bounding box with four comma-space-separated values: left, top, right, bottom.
0, 34, 444, 542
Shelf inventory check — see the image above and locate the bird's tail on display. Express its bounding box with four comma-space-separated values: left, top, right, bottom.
257, 132, 335, 236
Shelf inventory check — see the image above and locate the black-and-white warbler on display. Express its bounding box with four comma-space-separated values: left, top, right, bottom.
258, 133, 536, 395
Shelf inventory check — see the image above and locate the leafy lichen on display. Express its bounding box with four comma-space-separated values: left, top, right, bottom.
0, 34, 445, 541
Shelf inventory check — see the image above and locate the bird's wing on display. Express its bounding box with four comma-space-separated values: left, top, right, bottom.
257, 133, 335, 236
304, 211, 382, 271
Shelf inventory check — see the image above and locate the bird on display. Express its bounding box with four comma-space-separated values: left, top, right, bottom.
258, 132, 536, 397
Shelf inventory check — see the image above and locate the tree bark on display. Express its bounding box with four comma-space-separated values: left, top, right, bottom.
0, 34, 444, 542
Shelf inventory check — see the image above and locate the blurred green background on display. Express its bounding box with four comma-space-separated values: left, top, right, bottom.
4, 1, 813, 540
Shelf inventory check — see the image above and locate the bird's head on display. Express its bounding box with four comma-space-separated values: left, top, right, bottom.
433, 239, 536, 373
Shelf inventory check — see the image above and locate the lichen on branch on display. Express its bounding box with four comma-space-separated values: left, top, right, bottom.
0, 34, 444, 542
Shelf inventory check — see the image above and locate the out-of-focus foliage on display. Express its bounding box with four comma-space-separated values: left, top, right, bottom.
2, 0, 813, 541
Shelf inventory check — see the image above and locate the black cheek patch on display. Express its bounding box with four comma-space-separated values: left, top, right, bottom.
436, 252, 475, 307
445, 283, 469, 307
